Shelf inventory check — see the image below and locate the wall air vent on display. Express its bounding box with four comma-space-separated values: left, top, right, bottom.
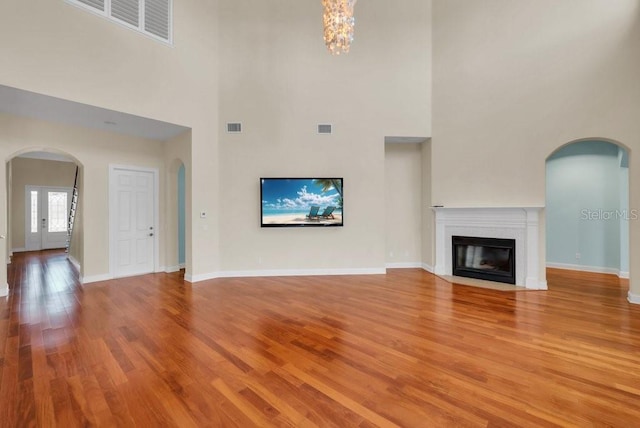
227, 123, 242, 133
77, 0, 105, 10
145, 0, 170, 39
111, 0, 139, 27
318, 124, 332, 134
65, 0, 172, 43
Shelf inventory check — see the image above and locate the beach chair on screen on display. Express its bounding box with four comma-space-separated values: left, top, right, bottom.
306, 206, 320, 220
320, 206, 336, 219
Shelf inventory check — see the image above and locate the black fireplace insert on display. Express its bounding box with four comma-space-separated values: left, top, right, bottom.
452, 236, 516, 284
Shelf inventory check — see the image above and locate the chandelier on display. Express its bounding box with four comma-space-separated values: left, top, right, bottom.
322, 0, 357, 55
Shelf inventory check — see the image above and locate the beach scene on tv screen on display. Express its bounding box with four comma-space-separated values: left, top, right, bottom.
261, 178, 343, 226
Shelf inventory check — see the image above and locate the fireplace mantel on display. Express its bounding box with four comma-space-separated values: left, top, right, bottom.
433, 207, 546, 290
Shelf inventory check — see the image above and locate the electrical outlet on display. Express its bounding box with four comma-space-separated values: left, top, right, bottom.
576, 253, 581, 260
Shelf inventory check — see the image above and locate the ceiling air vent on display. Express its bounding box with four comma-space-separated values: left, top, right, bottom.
318, 124, 332, 134
227, 123, 242, 133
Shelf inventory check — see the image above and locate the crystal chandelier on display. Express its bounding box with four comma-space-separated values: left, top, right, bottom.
322, 0, 357, 55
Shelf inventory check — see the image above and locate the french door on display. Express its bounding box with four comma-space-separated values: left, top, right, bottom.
25, 186, 73, 251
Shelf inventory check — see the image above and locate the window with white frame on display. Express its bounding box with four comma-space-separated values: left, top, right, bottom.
66, 0, 172, 44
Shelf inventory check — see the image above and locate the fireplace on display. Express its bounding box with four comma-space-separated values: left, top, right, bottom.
433, 207, 546, 289
452, 236, 516, 284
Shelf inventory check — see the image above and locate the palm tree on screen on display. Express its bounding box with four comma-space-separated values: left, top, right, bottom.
314, 179, 343, 208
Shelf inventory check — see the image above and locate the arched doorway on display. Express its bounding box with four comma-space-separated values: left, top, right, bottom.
178, 163, 186, 269
6, 148, 84, 285
166, 158, 188, 274
546, 139, 629, 280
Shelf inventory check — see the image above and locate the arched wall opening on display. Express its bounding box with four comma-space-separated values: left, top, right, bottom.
178, 163, 186, 268
5, 148, 84, 285
165, 158, 188, 274
546, 139, 630, 281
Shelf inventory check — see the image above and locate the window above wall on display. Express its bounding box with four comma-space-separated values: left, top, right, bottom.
66, 0, 172, 44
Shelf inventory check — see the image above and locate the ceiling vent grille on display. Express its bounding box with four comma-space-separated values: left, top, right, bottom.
318, 124, 332, 134
227, 123, 242, 133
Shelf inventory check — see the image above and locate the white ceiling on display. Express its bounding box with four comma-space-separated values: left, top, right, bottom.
0, 84, 189, 141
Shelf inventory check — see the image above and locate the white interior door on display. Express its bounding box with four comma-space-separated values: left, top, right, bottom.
25, 186, 72, 251
110, 167, 156, 277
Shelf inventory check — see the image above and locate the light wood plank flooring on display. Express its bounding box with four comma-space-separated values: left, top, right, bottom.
1, 250, 639, 427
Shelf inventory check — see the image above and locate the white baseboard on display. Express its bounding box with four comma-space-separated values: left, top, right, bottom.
547, 262, 627, 278
81, 273, 113, 284
628, 291, 640, 305
0, 283, 8, 297
185, 272, 217, 283
535, 280, 548, 290
186, 267, 387, 283
68, 255, 81, 272
422, 263, 434, 273
385, 262, 423, 269
11, 247, 26, 253
164, 264, 185, 273
179, 263, 185, 269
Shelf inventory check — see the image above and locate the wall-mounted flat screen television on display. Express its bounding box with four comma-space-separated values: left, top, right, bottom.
261, 178, 343, 227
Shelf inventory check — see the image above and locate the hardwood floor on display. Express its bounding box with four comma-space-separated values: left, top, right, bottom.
1, 251, 639, 427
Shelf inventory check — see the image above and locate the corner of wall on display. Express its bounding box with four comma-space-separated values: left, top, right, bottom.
81, 273, 113, 284
68, 255, 81, 272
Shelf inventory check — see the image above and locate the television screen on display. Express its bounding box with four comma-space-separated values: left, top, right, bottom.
261, 178, 343, 227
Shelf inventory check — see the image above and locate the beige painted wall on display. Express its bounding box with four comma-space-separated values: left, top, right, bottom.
10, 158, 76, 249
5, 0, 635, 298
433, 0, 640, 205
0, 0, 431, 284
0, 114, 167, 281
432, 0, 640, 294
0, 0, 219, 286
217, 0, 431, 274
385, 144, 423, 266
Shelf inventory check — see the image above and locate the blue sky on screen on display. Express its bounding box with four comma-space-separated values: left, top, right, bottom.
262, 179, 340, 211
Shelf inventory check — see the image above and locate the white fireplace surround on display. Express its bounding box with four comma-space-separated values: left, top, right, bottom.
434, 207, 547, 290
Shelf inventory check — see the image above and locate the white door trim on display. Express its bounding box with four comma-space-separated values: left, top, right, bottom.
25, 185, 41, 251
109, 164, 160, 279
